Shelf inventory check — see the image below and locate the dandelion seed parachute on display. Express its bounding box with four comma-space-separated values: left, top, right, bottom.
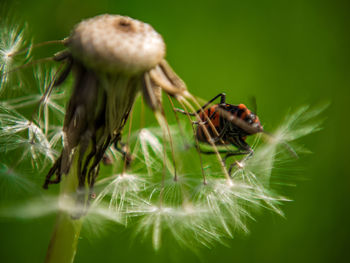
93, 173, 147, 225
103, 104, 323, 250
0, 107, 57, 167
0, 19, 30, 90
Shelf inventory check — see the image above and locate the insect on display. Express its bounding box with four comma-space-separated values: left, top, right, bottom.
176, 93, 264, 174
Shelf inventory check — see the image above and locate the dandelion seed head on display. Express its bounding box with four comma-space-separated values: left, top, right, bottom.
138, 128, 163, 154
1, 48, 13, 63
96, 173, 145, 202
0, 19, 30, 89
94, 173, 146, 224
132, 200, 227, 249
146, 176, 187, 205
132, 204, 178, 250
67, 14, 165, 74
136, 128, 177, 176
42, 13, 187, 207
0, 26, 25, 62
0, 110, 56, 167
271, 105, 326, 146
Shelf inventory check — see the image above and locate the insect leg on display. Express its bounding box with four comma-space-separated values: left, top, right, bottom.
209, 119, 231, 143
199, 146, 251, 176
174, 93, 226, 116
199, 148, 250, 155
223, 150, 252, 160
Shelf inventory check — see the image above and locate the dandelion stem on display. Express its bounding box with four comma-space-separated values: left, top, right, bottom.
45, 153, 82, 263
44, 212, 82, 263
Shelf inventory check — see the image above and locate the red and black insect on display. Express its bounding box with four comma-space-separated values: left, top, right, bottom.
176, 93, 264, 174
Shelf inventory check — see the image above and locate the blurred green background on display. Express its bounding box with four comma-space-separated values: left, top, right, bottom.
0, 0, 349, 262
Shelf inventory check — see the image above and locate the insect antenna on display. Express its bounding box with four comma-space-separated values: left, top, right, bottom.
249, 96, 258, 114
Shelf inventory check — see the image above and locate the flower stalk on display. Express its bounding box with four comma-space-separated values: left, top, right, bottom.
45, 153, 82, 263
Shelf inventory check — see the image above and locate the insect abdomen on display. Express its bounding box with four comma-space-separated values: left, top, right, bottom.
196, 105, 228, 144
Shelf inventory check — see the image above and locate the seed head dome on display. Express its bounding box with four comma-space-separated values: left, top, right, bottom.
67, 14, 166, 74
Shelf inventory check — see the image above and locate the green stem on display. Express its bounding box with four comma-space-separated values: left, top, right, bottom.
44, 212, 82, 263
45, 155, 83, 263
